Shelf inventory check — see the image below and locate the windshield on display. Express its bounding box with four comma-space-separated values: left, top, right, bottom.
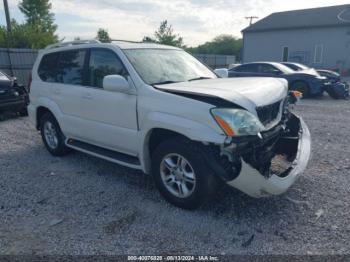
123, 49, 216, 85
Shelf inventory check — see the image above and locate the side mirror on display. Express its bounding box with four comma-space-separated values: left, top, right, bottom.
103, 75, 131, 93
214, 68, 229, 78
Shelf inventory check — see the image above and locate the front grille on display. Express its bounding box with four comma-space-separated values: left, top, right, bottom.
256, 101, 281, 126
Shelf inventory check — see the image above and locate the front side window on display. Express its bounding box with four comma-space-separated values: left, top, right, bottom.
57, 50, 86, 85
123, 49, 216, 85
88, 49, 128, 88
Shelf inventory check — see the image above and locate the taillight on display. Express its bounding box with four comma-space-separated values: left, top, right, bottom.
28, 71, 32, 93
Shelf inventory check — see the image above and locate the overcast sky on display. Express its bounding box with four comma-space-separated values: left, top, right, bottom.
1, 0, 350, 46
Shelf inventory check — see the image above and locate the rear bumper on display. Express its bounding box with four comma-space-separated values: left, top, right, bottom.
226, 114, 311, 198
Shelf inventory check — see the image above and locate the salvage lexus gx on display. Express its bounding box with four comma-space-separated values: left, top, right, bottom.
28, 40, 311, 209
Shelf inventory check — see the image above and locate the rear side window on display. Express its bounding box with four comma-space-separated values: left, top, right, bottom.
57, 50, 86, 85
88, 49, 128, 88
38, 52, 60, 82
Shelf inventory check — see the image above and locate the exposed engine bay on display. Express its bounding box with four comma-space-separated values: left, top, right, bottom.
202, 93, 311, 197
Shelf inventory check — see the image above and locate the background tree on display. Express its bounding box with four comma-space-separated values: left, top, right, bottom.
18, 0, 57, 37
187, 34, 243, 60
0, 0, 58, 48
96, 28, 111, 43
143, 20, 184, 48
0, 19, 57, 48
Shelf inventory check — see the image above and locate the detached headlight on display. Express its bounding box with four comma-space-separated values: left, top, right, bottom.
211, 108, 265, 137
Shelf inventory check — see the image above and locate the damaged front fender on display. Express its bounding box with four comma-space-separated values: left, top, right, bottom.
227, 113, 311, 198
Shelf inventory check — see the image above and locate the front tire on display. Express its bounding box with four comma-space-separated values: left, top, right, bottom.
152, 138, 218, 210
40, 113, 71, 156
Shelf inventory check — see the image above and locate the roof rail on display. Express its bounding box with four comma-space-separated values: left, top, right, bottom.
45, 39, 101, 50
111, 39, 143, 44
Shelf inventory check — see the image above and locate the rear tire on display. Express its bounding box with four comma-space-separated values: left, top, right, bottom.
40, 113, 71, 156
291, 81, 310, 98
152, 137, 218, 210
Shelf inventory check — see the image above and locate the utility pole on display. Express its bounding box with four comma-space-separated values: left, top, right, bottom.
245, 16, 259, 26
3, 0, 11, 32
3, 0, 13, 76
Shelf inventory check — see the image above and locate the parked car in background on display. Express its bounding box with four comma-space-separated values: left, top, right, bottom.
28, 40, 311, 209
281, 62, 348, 99
281, 62, 341, 83
228, 62, 329, 97
228, 63, 241, 70
0, 70, 28, 116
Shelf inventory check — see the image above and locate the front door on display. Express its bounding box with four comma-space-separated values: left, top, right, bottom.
77, 48, 138, 155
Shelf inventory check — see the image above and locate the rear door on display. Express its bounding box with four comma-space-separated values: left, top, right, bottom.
38, 49, 88, 137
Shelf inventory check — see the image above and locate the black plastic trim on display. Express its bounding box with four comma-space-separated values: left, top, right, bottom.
67, 139, 140, 165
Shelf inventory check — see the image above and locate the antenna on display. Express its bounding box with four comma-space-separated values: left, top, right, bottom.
245, 16, 259, 26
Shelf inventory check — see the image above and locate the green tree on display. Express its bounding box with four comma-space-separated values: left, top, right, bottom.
143, 20, 184, 47
0, 19, 57, 48
187, 34, 243, 60
19, 0, 57, 34
96, 28, 111, 43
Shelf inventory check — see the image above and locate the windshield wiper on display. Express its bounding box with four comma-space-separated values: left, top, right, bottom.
151, 80, 183, 85
188, 77, 213, 81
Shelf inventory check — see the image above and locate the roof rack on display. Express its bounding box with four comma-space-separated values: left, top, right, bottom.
45, 39, 101, 50
111, 39, 143, 44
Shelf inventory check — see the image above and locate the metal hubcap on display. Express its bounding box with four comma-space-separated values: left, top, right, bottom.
43, 121, 58, 149
160, 153, 196, 198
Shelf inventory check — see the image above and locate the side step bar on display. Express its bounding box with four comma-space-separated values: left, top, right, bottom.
66, 139, 142, 169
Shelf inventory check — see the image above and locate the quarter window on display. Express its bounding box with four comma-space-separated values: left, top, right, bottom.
88, 49, 128, 88
38, 52, 60, 82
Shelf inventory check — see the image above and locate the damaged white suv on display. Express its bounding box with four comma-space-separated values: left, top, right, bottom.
28, 40, 311, 209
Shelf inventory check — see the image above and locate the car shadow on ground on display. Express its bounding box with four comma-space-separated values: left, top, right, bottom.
0, 111, 26, 121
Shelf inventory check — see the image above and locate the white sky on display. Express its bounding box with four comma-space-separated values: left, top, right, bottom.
1, 0, 350, 46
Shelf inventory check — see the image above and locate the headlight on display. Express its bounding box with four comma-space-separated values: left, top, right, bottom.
211, 108, 265, 137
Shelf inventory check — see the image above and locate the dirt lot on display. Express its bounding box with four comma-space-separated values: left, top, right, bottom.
0, 95, 349, 255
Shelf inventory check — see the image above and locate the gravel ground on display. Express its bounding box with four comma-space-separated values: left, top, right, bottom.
0, 94, 349, 256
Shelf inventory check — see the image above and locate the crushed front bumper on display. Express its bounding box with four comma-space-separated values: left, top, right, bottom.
226, 114, 311, 198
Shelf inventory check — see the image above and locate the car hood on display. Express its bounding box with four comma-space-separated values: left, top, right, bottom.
293, 68, 320, 77
155, 77, 288, 113
317, 70, 340, 77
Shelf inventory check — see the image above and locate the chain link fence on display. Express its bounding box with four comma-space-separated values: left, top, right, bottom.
0, 48, 38, 86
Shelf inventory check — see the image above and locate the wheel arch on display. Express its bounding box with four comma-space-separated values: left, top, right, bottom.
34, 97, 63, 130
142, 128, 191, 174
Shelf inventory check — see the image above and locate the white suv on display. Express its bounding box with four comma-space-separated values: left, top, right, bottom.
28, 40, 311, 209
